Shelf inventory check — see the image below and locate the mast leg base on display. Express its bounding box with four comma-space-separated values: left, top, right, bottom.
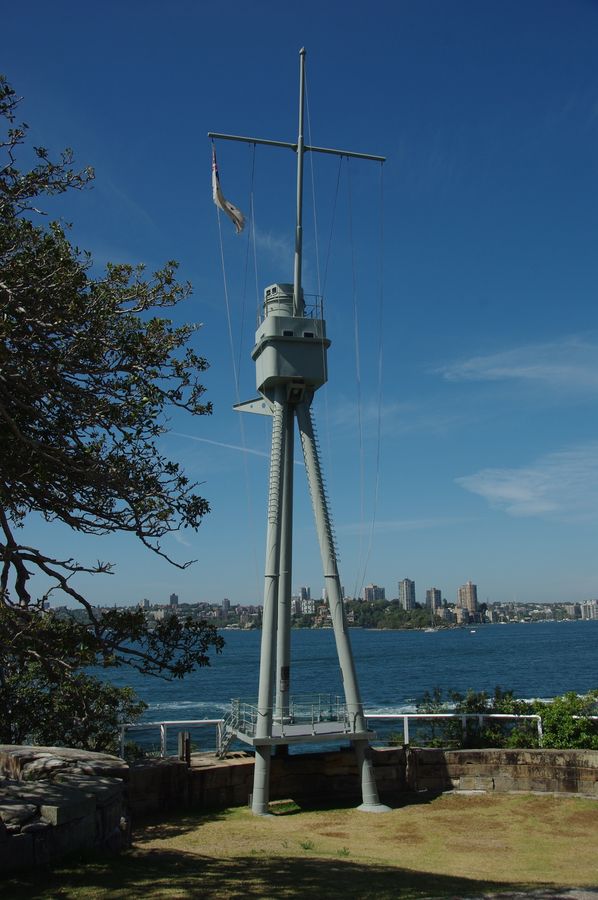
356, 802, 392, 813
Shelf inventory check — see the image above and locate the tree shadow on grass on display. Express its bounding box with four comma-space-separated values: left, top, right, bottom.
296, 789, 445, 813
3, 848, 538, 900
132, 807, 230, 844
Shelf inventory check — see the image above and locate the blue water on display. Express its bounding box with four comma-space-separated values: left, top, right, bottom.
106, 620, 598, 723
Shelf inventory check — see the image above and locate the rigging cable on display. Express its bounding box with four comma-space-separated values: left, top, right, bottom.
321, 158, 343, 298
346, 158, 367, 601
357, 161, 385, 592
213, 140, 262, 604
305, 75, 322, 299
235, 144, 257, 386
305, 73, 334, 492
250, 149, 261, 328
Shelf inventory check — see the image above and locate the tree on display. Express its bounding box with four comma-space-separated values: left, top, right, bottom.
406, 686, 540, 749
0, 76, 223, 750
409, 687, 598, 751
532, 691, 598, 750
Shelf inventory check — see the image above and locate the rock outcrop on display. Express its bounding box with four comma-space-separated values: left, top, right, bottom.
0, 745, 130, 874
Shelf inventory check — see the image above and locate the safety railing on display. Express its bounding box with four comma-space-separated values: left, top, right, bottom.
119, 711, 597, 759
119, 719, 223, 760
364, 712, 544, 746
226, 693, 348, 739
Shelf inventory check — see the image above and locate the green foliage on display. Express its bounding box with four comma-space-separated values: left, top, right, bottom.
417, 686, 447, 713
406, 687, 598, 751
0, 76, 223, 752
448, 687, 538, 747
1, 76, 212, 602
123, 740, 158, 761
531, 691, 598, 750
344, 599, 444, 630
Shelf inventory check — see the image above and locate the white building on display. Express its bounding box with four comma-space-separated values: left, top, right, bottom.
399, 578, 416, 610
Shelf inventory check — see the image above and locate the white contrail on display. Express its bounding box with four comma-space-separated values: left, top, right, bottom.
173, 432, 304, 466
173, 432, 269, 459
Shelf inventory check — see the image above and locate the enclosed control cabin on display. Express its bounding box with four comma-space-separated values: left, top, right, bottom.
252, 282, 330, 396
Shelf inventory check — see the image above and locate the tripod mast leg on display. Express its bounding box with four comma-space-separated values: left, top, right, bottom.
252, 388, 287, 815
296, 399, 390, 812
275, 403, 294, 732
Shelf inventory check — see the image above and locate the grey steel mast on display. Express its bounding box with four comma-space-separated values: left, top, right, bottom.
209, 48, 389, 816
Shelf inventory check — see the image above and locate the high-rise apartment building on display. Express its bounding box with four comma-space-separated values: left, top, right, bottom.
299, 586, 311, 601
457, 581, 478, 613
399, 578, 416, 610
169, 592, 179, 607
425, 588, 442, 610
301, 597, 316, 615
363, 584, 386, 602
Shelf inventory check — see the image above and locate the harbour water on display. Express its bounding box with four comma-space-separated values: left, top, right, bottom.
106, 620, 598, 725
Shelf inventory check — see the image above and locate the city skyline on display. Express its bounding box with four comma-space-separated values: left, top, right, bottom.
55, 577, 598, 612
4, 1, 598, 608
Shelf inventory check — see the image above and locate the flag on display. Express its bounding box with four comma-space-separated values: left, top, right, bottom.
211, 146, 245, 234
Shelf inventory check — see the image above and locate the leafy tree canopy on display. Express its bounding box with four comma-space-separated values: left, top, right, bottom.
0, 76, 223, 749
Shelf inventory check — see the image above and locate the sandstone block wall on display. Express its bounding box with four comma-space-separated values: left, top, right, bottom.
0, 745, 130, 875
408, 747, 598, 797
127, 746, 598, 816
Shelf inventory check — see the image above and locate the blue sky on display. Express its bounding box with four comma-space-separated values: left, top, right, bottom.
3, 0, 598, 607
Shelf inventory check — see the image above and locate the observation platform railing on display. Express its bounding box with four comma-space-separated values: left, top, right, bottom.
220, 693, 359, 750
119, 710, 551, 759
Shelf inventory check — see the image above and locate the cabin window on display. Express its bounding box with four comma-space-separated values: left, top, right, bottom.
303, 331, 314, 338
282, 330, 294, 337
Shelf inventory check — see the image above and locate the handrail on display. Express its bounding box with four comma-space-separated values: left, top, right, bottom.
119, 718, 223, 759
119, 711, 597, 758
364, 712, 544, 746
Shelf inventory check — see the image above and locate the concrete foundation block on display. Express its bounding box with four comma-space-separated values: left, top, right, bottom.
40, 793, 95, 826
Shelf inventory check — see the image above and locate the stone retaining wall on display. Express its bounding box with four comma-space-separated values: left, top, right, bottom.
127, 746, 598, 816
408, 747, 598, 796
127, 747, 408, 815
0, 745, 130, 874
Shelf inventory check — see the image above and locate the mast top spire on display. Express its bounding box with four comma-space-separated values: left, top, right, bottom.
208, 48, 384, 317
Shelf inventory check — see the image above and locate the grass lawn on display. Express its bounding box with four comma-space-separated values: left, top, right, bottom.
4, 792, 598, 898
